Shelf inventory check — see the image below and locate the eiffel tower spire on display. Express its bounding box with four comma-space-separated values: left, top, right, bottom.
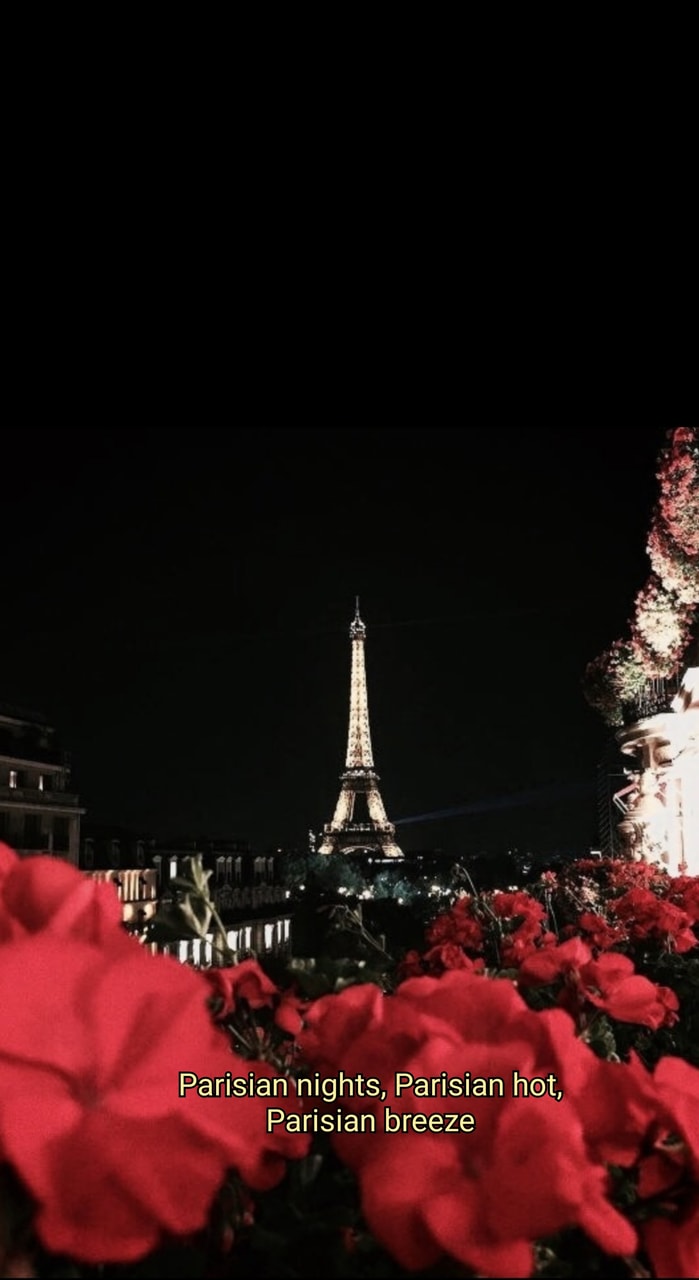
319, 602, 402, 858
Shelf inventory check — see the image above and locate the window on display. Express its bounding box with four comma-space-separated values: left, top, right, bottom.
53, 818, 70, 854
38, 775, 44, 791
24, 814, 43, 848
9, 771, 17, 789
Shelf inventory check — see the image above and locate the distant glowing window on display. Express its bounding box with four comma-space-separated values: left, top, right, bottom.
169, 856, 178, 879
38, 775, 45, 791
9, 771, 17, 789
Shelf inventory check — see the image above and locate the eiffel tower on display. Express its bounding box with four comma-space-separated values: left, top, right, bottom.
319, 600, 403, 858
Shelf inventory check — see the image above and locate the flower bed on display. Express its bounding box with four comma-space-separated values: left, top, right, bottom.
3, 845, 699, 1278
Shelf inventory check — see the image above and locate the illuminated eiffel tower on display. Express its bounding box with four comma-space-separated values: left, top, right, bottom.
319, 600, 403, 858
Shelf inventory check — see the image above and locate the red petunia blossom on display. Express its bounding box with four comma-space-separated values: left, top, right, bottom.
517, 935, 591, 986
274, 989, 307, 1038
425, 898, 484, 953
396, 948, 425, 980
299, 972, 638, 1277
519, 938, 679, 1030
422, 942, 485, 974
203, 958, 280, 1018
636, 1056, 699, 1277
667, 876, 699, 924
501, 927, 557, 968
577, 910, 627, 951
0, 852, 135, 951
0, 936, 308, 1263
491, 890, 545, 919
581, 954, 679, 1030
611, 888, 697, 952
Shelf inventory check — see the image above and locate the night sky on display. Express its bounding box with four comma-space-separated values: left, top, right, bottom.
2, 426, 675, 857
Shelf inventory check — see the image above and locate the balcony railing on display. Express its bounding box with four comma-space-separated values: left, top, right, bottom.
621, 676, 680, 726
0, 785, 81, 806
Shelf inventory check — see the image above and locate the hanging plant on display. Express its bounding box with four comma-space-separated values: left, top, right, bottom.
656, 425, 699, 558
583, 653, 624, 727
631, 574, 694, 671
583, 639, 648, 727
585, 426, 699, 727
647, 516, 699, 605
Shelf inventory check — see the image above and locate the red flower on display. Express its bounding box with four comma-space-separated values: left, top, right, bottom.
299, 973, 638, 1277
491, 891, 546, 924
0, 853, 133, 950
636, 1057, 699, 1277
397, 948, 425, 980
578, 911, 627, 951
518, 939, 678, 1030
426, 898, 484, 952
611, 889, 697, 952
422, 943, 485, 974
203, 958, 279, 1018
274, 989, 307, 1038
518, 936, 591, 986
581, 954, 679, 1030
0, 936, 308, 1263
667, 876, 699, 924
501, 927, 557, 968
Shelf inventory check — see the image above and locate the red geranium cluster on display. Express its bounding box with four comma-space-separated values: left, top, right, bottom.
0, 844, 307, 1266
610, 887, 698, 953
401, 886, 558, 979
546, 857, 699, 955
6, 840, 699, 1278
518, 936, 679, 1031
298, 967, 699, 1278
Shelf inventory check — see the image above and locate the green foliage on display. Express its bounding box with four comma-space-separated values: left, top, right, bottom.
144, 855, 233, 963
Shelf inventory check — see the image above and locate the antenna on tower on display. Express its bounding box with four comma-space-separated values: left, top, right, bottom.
355, 595, 360, 619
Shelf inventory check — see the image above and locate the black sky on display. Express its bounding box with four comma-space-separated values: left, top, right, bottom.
1, 426, 674, 856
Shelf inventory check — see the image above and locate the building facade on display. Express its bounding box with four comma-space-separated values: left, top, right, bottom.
80, 828, 292, 964
0, 703, 84, 862
614, 652, 699, 874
